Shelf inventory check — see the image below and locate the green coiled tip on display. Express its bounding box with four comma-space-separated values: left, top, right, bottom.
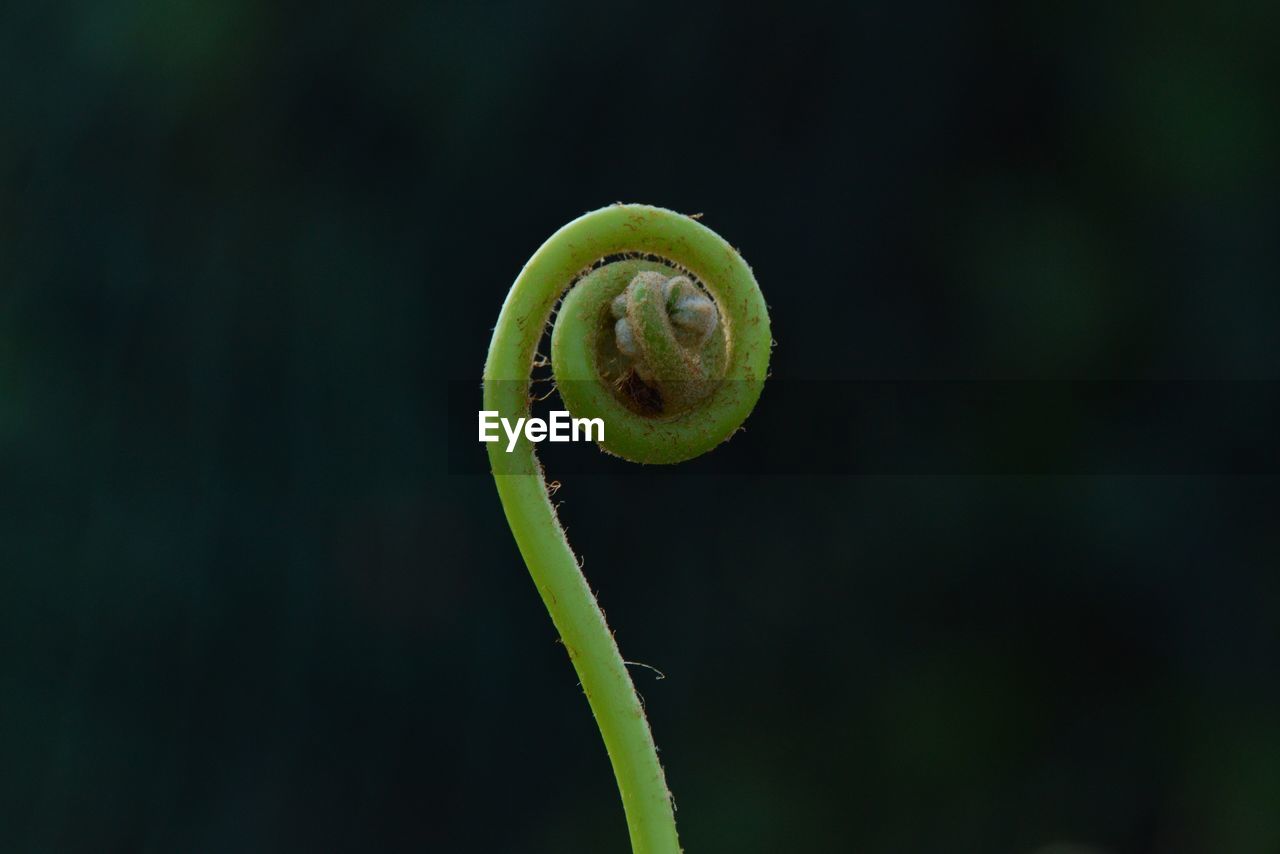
547, 206, 772, 464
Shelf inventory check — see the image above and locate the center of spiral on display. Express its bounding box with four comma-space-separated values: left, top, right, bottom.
612, 272, 718, 383
606, 270, 723, 416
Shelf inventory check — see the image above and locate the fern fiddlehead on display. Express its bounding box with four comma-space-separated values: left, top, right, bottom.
483, 204, 771, 852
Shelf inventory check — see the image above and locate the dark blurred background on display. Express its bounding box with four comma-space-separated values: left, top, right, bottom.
3, 2, 1279, 852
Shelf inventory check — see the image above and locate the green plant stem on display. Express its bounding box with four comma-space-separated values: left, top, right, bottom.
483, 204, 770, 853
491, 471, 677, 852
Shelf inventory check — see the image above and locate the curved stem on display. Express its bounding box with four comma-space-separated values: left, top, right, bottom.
490, 473, 679, 853
484, 205, 770, 853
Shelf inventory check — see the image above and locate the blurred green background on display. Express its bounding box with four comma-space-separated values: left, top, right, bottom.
3, 2, 1279, 852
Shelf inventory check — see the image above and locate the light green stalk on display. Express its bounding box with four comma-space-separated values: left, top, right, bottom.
483, 204, 771, 853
